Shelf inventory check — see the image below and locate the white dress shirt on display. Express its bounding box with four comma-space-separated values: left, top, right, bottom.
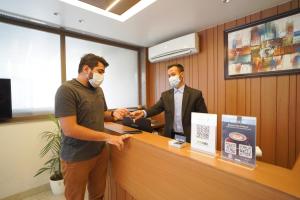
173, 85, 185, 133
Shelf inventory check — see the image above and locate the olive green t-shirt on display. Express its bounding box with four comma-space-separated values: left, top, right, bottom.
55, 79, 107, 162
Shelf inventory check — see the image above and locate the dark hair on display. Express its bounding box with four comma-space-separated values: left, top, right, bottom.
167, 64, 184, 72
78, 53, 109, 73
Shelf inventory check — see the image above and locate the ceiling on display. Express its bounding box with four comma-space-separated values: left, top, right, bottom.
0, 0, 290, 47
79, 0, 141, 15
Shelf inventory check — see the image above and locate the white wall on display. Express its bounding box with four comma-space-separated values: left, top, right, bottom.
140, 48, 147, 106
0, 120, 56, 199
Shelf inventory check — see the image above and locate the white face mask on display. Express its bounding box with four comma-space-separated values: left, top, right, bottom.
89, 72, 104, 88
169, 75, 181, 88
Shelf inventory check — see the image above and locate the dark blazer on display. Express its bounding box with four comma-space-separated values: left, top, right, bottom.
145, 85, 208, 142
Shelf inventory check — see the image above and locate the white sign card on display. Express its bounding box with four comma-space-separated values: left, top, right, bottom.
191, 113, 217, 156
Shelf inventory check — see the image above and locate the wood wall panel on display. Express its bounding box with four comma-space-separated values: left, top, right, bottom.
245, 77, 251, 116
276, 76, 289, 167
237, 79, 246, 115
250, 78, 261, 147
261, 77, 277, 164
198, 31, 208, 102
213, 27, 219, 113
207, 28, 215, 112
198, 31, 207, 102
188, 55, 193, 88
158, 62, 165, 93
184, 55, 191, 86
146, 1, 300, 168
297, 75, 300, 161
154, 63, 159, 102
217, 24, 225, 150
289, 75, 297, 168
146, 55, 155, 107
192, 54, 199, 89
165, 60, 171, 91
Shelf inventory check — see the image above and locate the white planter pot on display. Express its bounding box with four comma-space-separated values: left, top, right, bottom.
49, 178, 64, 195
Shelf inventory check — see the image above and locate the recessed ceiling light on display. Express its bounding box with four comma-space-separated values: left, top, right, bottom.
105, 0, 121, 12
59, 0, 157, 22
53, 12, 59, 16
222, 0, 231, 3
78, 19, 85, 23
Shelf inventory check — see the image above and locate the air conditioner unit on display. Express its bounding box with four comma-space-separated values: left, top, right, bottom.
148, 33, 199, 63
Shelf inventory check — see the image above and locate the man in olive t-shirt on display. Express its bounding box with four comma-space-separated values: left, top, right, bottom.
55, 53, 130, 200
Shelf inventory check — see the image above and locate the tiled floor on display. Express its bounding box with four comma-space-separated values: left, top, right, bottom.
22, 190, 88, 200
22, 190, 64, 200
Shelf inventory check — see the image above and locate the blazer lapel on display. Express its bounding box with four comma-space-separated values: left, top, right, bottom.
182, 86, 190, 119
169, 89, 175, 118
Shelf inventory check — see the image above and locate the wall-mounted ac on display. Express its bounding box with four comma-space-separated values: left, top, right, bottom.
148, 33, 199, 63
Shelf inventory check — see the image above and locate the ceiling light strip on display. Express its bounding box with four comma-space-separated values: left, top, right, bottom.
59, 0, 156, 22
106, 0, 121, 11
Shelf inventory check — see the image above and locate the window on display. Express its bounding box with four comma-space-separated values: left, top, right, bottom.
66, 37, 139, 109
0, 22, 61, 116
0, 17, 141, 119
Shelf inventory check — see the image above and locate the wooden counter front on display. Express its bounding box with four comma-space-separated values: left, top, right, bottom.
104, 122, 300, 200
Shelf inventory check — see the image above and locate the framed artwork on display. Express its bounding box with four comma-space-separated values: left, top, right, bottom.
224, 9, 300, 79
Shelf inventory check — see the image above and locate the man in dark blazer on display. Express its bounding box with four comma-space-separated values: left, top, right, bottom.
131, 64, 207, 143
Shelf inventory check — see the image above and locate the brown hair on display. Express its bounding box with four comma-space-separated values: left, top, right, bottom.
78, 53, 109, 73
167, 64, 184, 72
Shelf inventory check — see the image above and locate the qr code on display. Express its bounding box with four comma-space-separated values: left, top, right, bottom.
196, 125, 209, 140
225, 141, 236, 155
239, 144, 252, 158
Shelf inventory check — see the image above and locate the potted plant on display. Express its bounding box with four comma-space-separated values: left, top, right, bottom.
34, 115, 64, 195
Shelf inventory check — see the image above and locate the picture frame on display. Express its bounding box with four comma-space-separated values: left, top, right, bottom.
224, 9, 300, 79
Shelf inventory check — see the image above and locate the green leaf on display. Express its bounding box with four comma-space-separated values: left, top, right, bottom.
34, 114, 63, 178
34, 167, 51, 177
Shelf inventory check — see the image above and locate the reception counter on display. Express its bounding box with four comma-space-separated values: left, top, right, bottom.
104, 122, 300, 200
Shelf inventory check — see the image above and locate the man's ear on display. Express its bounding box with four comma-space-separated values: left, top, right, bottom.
82, 65, 90, 73
180, 72, 184, 78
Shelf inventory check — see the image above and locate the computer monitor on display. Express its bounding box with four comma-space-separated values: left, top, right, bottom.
122, 117, 153, 133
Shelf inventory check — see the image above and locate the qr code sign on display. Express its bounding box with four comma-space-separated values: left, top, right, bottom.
225, 141, 236, 155
239, 144, 252, 158
196, 125, 209, 140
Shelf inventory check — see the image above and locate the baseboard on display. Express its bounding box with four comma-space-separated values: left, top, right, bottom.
1, 183, 50, 200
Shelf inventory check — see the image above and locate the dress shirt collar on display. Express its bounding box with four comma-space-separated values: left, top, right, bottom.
174, 85, 185, 94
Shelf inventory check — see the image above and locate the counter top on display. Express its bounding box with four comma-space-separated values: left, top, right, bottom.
105, 122, 300, 200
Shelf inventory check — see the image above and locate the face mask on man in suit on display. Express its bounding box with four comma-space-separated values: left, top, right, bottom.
169, 75, 180, 88
169, 72, 184, 89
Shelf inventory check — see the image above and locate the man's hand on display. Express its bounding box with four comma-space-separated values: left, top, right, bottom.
106, 134, 130, 151
113, 108, 130, 120
130, 110, 145, 120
